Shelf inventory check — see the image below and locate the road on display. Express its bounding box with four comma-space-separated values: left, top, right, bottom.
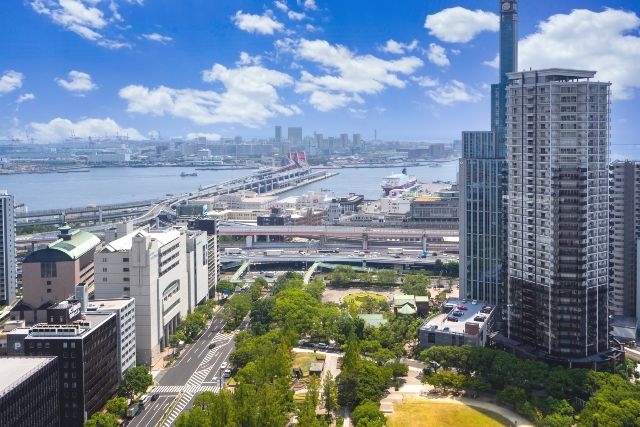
128, 317, 236, 427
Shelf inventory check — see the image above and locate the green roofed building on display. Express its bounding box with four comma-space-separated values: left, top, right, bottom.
358, 313, 388, 328
12, 224, 101, 324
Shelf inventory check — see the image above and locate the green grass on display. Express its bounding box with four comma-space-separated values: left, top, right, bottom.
343, 292, 387, 307
386, 401, 513, 427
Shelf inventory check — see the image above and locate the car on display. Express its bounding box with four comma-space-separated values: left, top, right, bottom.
220, 362, 228, 370
474, 316, 486, 322
139, 394, 150, 408
316, 343, 329, 350
151, 393, 160, 401
223, 369, 232, 378
456, 305, 468, 311
446, 316, 459, 322
209, 342, 216, 349
471, 300, 478, 305
452, 310, 464, 317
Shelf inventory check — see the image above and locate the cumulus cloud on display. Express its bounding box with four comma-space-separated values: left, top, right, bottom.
288, 10, 306, 21
425, 7, 498, 43
428, 80, 482, 105
0, 71, 24, 94
232, 10, 284, 35
274, 1, 288, 12
236, 51, 262, 66
519, 8, 640, 100
55, 70, 97, 94
427, 43, 450, 67
16, 93, 36, 104
303, 0, 317, 11
142, 32, 172, 43
483, 53, 499, 69
186, 132, 221, 141
294, 39, 423, 111
119, 55, 299, 128
29, 0, 135, 49
305, 23, 321, 33
28, 117, 144, 141
380, 39, 418, 55
411, 76, 439, 88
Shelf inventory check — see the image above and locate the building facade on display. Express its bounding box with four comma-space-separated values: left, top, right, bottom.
0, 356, 59, 427
459, 131, 506, 305
0, 191, 16, 305
505, 69, 611, 362
609, 160, 640, 321
15, 225, 100, 323
459, 0, 517, 306
94, 228, 207, 365
86, 297, 136, 377
24, 306, 119, 426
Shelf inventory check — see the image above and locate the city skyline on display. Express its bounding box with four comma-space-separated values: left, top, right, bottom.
0, 1, 639, 159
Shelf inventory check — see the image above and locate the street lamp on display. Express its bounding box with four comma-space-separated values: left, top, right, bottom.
219, 367, 223, 389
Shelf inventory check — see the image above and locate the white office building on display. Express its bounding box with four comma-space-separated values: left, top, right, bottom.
0, 191, 16, 305
94, 227, 208, 365
86, 297, 136, 376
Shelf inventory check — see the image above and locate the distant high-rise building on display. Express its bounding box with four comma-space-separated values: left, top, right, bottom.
609, 161, 640, 320
288, 127, 303, 144
353, 133, 362, 149
0, 190, 16, 305
505, 69, 611, 363
459, 0, 517, 306
275, 125, 282, 143
340, 133, 350, 149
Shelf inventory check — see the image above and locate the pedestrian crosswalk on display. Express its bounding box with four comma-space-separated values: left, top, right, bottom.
153, 384, 221, 394
158, 329, 234, 426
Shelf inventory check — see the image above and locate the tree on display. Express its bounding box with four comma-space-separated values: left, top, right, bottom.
84, 412, 119, 427
401, 273, 431, 296
323, 372, 339, 416
118, 366, 153, 397
217, 279, 235, 296
249, 297, 274, 335
351, 400, 385, 427
299, 376, 321, 426
271, 288, 321, 335
330, 266, 357, 286
169, 330, 187, 347
375, 269, 397, 285
105, 396, 128, 418
306, 277, 326, 301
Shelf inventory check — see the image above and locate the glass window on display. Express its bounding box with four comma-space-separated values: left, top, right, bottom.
41, 262, 57, 278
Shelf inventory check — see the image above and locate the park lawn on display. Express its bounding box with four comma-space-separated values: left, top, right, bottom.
386, 401, 513, 427
343, 292, 387, 308
292, 352, 323, 376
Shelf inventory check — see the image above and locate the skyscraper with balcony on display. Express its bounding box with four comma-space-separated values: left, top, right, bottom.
459, 0, 517, 305
0, 190, 16, 305
505, 69, 612, 363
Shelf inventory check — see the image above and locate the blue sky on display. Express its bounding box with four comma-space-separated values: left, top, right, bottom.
1, 0, 639, 158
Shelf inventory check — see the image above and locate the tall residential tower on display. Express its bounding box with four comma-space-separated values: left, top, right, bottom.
459, 0, 517, 305
505, 69, 611, 363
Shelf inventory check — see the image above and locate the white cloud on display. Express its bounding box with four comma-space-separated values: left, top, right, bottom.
119, 55, 300, 128
380, 39, 418, 55
519, 8, 640, 100
451, 48, 461, 55
305, 23, 321, 33
294, 39, 423, 111
55, 70, 97, 94
428, 80, 482, 105
29, 0, 134, 49
288, 10, 306, 21
348, 108, 367, 119
303, 0, 318, 11
142, 32, 172, 43
274, 1, 288, 12
427, 43, 450, 67
236, 51, 262, 66
232, 10, 284, 35
186, 132, 221, 141
483, 53, 499, 69
28, 117, 144, 141
411, 76, 439, 88
16, 93, 36, 104
425, 7, 498, 43
0, 71, 24, 94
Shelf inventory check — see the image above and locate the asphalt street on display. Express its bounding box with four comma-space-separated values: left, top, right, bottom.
128, 317, 236, 427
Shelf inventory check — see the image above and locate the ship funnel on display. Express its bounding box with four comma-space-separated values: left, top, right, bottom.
402, 167, 407, 175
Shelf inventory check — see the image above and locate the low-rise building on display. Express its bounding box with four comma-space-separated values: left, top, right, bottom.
0, 356, 60, 427
410, 189, 458, 229
419, 298, 494, 350
13, 225, 100, 323
24, 304, 119, 427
